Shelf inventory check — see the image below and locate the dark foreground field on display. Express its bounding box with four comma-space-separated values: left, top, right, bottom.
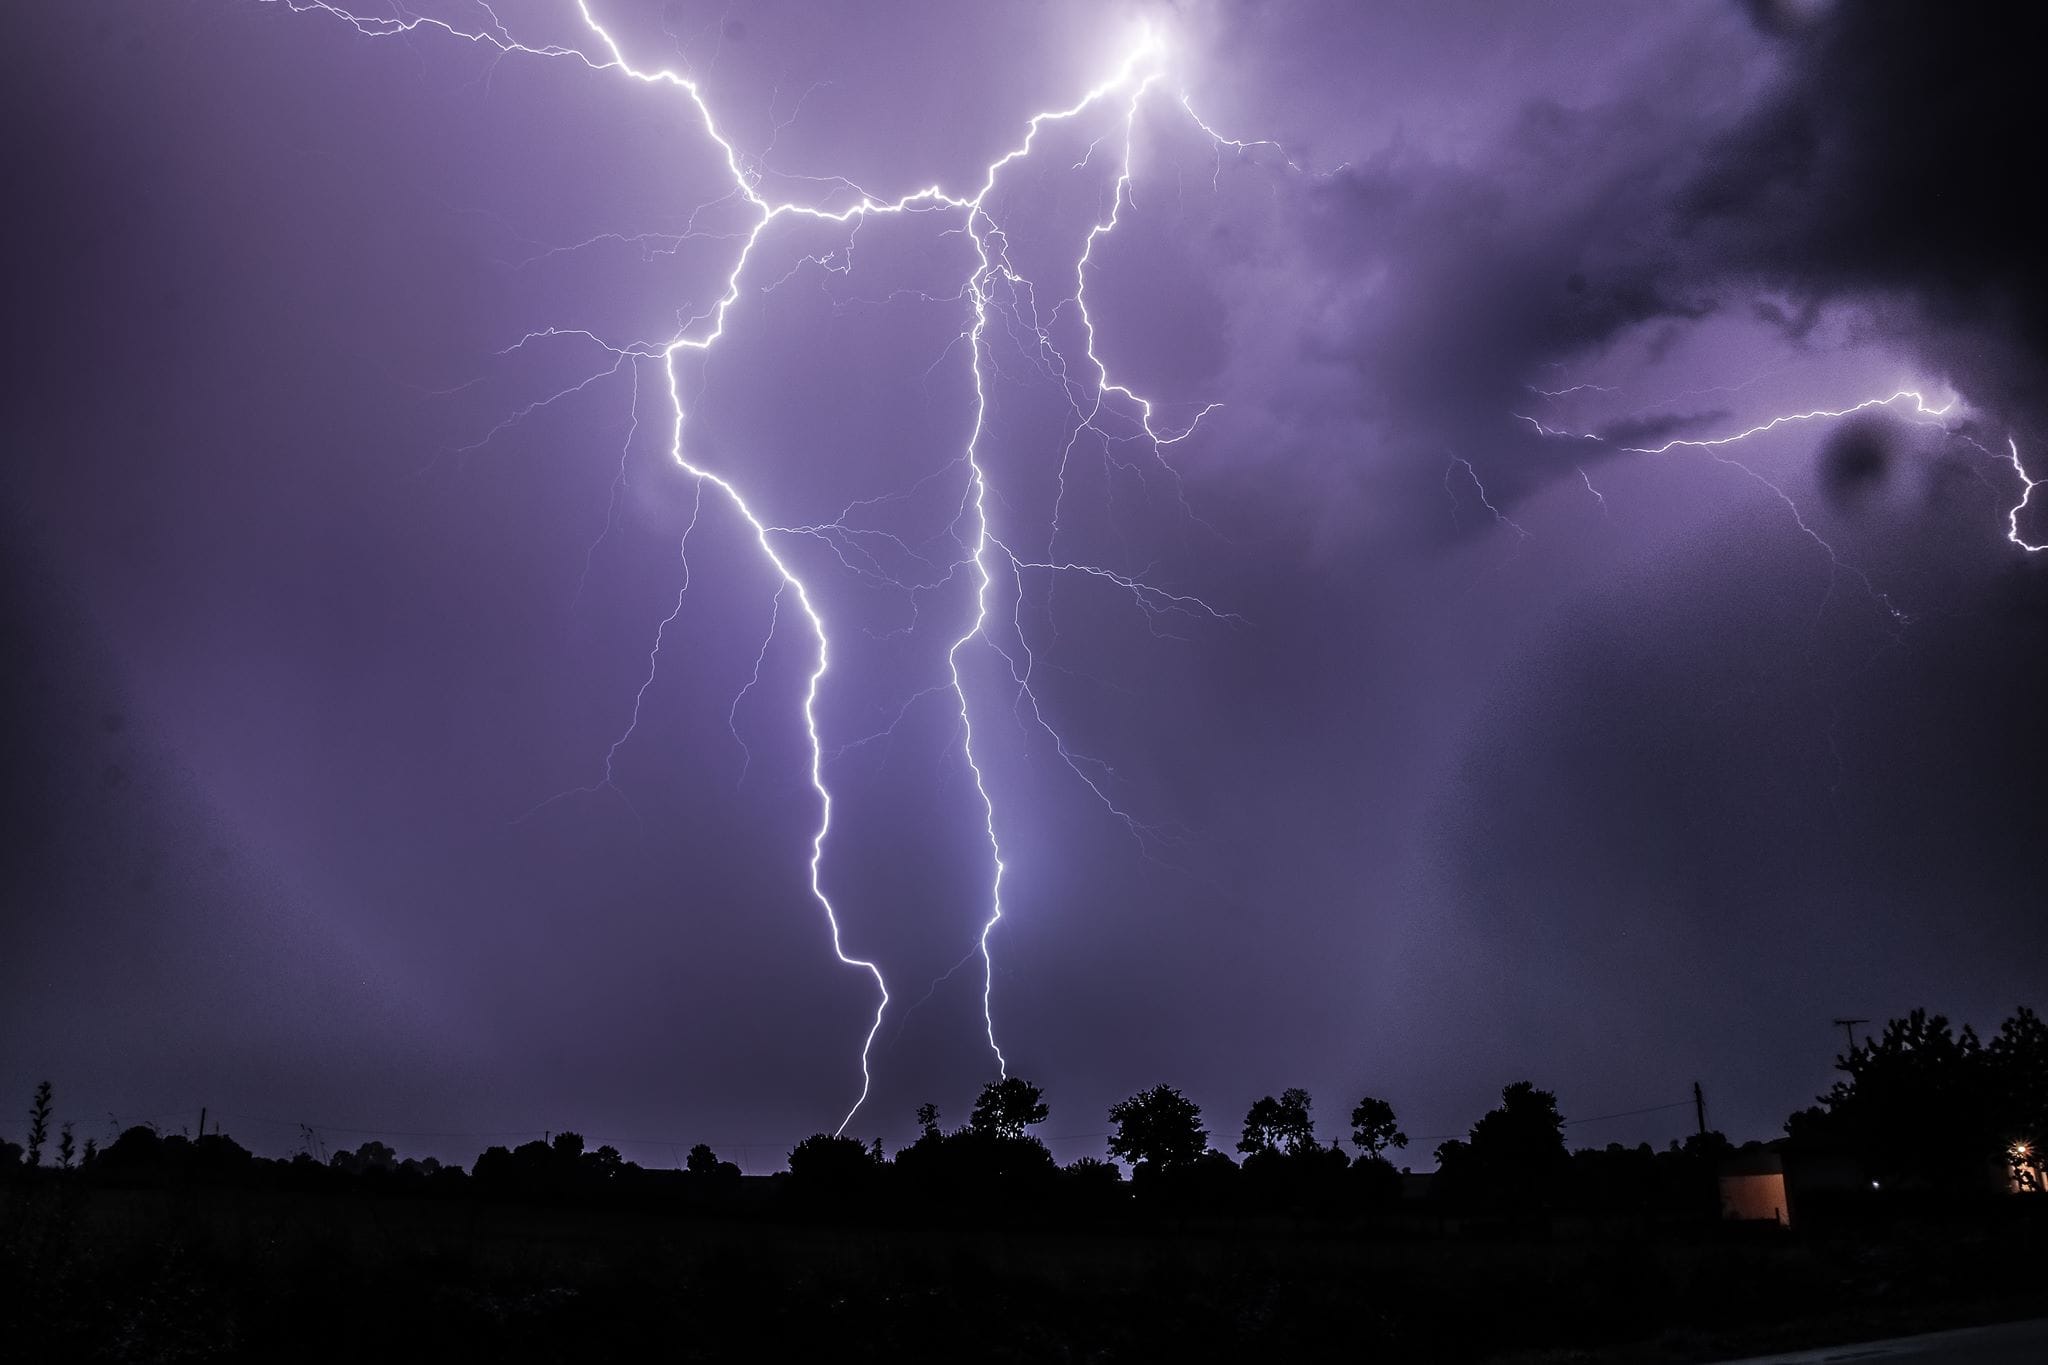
4, 1183, 2043, 1363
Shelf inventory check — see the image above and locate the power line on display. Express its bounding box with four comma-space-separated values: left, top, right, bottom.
1563, 1099, 1694, 1127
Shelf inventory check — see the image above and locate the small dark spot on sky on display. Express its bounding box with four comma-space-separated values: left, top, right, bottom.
1820, 419, 1892, 506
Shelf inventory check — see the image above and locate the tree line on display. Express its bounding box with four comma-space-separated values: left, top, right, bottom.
6, 1005, 2041, 1220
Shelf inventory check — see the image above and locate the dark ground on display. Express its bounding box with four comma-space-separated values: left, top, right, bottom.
4, 1182, 2044, 1362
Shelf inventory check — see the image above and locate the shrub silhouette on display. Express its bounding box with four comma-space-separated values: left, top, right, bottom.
684, 1142, 742, 1199
786, 1132, 880, 1206
895, 1120, 1057, 1210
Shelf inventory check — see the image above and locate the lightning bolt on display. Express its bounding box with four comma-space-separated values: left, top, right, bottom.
1507, 386, 2048, 621
1446, 456, 1531, 541
253, 3, 2042, 1137
2000, 436, 2046, 553
1609, 389, 1955, 457
263, 1, 1244, 1130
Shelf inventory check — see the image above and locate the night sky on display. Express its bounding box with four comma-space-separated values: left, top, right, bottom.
5, 0, 2043, 1171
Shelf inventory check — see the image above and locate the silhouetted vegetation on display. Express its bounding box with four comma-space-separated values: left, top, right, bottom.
1784, 1006, 2048, 1193
24, 1079, 51, 1167
1237, 1085, 1317, 1157
1106, 1083, 1207, 1172
1349, 1092, 1407, 1161
1434, 1080, 1572, 1215
4, 1006, 2045, 1359
967, 1075, 1048, 1138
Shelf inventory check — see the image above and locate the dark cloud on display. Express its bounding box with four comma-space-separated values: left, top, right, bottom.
1154, 15, 1758, 534
1215, 0, 2046, 531
1680, 0, 2048, 425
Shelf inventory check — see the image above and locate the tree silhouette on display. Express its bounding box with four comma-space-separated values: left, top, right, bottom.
787, 1132, 879, 1192
1238, 1087, 1316, 1157
1349, 1095, 1407, 1161
1106, 1085, 1209, 1170
1987, 1005, 2048, 1158
969, 1076, 1048, 1139
25, 1080, 52, 1167
1787, 1007, 2001, 1190
1472, 1083, 1565, 1160
915, 1102, 941, 1138
331, 1140, 398, 1175
683, 1141, 742, 1193
1440, 1081, 1570, 1212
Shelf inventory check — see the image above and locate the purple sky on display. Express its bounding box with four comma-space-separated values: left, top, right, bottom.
5, 0, 2044, 1170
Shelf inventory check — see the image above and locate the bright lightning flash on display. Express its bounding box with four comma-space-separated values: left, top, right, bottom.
1516, 387, 2048, 600
264, 1, 1247, 1133
256, 2, 2047, 1139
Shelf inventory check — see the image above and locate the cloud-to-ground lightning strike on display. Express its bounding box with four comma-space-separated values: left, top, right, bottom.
264, 0, 1249, 1131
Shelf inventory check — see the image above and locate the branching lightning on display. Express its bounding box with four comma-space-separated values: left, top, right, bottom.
265, 0, 1249, 1131
257, 2, 2045, 1138
1515, 385, 2044, 615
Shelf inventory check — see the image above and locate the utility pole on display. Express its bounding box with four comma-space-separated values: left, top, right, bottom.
1832, 1018, 1868, 1054
198, 1106, 207, 1139
1693, 1081, 1707, 1139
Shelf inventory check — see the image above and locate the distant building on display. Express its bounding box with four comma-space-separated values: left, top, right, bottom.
1718, 1146, 1790, 1226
